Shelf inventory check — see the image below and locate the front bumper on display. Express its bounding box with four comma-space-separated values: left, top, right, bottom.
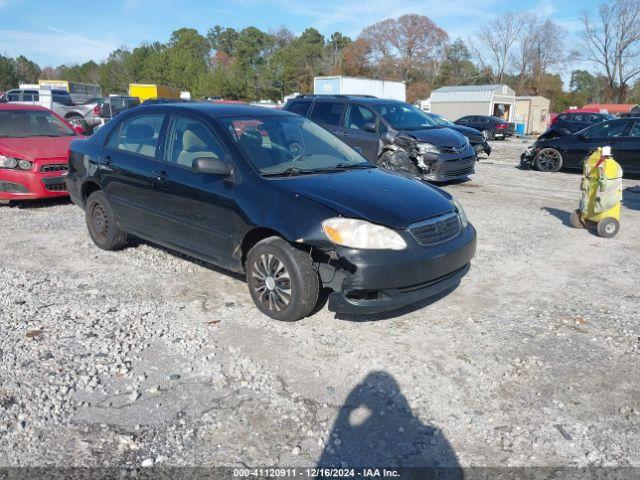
423, 155, 476, 182
0, 163, 69, 201
324, 224, 476, 314
474, 141, 491, 156
520, 147, 537, 169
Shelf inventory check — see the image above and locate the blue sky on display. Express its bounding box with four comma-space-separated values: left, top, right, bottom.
0, 0, 602, 68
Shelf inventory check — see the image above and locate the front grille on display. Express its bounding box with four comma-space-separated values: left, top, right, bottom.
0, 181, 28, 193
41, 163, 68, 173
410, 212, 461, 246
44, 183, 67, 192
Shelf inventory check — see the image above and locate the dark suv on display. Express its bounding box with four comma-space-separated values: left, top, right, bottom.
284, 95, 476, 182
66, 103, 476, 321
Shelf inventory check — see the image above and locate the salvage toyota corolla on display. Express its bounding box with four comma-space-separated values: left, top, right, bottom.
66, 103, 476, 321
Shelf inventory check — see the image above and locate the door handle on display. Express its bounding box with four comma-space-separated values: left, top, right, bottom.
153, 170, 168, 183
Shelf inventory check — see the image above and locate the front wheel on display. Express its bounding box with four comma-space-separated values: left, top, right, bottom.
85, 191, 128, 250
246, 237, 319, 321
535, 148, 563, 172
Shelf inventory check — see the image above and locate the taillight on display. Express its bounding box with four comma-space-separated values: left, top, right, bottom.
551, 116, 558, 125
497, 123, 508, 129
93, 105, 101, 116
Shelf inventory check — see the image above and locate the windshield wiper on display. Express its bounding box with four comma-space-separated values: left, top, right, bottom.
261, 166, 320, 177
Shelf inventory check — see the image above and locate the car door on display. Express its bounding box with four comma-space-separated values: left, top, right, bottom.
611, 120, 640, 174
102, 112, 166, 236
341, 104, 380, 160
309, 100, 346, 139
564, 120, 631, 168
152, 114, 235, 266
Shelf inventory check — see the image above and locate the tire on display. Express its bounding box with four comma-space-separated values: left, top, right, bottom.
481, 130, 490, 141
246, 237, 319, 322
85, 191, 128, 250
377, 150, 420, 177
535, 148, 563, 172
570, 210, 584, 229
596, 217, 619, 238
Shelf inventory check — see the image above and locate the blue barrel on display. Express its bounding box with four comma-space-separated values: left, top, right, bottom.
516, 123, 526, 135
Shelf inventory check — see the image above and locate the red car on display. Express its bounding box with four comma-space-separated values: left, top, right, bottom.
0, 104, 83, 203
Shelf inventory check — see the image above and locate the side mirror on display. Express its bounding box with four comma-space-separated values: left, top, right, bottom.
193, 156, 232, 176
73, 124, 86, 135
363, 122, 376, 133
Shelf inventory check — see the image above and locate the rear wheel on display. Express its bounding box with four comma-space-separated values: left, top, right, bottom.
535, 148, 563, 172
596, 218, 619, 238
85, 191, 128, 250
246, 237, 319, 321
570, 210, 584, 229
66, 114, 88, 133
481, 130, 490, 141
377, 150, 420, 177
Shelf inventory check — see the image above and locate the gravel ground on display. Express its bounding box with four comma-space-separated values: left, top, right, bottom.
1, 138, 639, 471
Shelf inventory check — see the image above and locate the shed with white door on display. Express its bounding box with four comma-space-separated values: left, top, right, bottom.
429, 84, 516, 122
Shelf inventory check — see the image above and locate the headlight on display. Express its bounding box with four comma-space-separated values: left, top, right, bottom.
0, 155, 18, 169
452, 198, 469, 228
417, 143, 440, 155
18, 160, 33, 170
322, 217, 407, 250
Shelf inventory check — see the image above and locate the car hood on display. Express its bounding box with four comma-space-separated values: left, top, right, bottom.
0, 136, 76, 161
397, 126, 467, 147
271, 168, 454, 230
448, 124, 482, 136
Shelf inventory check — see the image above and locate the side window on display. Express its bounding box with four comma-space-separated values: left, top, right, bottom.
287, 100, 311, 117
627, 121, 640, 137
164, 115, 225, 168
458, 116, 470, 123
344, 105, 376, 131
6, 91, 21, 101
478, 117, 489, 124
584, 121, 629, 139
558, 114, 569, 121
310, 102, 344, 127
572, 114, 584, 122
107, 113, 165, 157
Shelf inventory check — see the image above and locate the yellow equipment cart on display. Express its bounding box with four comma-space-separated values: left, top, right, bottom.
570, 146, 623, 238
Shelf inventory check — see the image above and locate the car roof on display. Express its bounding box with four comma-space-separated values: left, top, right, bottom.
0, 103, 50, 112
141, 102, 295, 118
310, 96, 407, 106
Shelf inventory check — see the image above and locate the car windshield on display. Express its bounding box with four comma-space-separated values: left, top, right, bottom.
371, 103, 439, 130
0, 110, 75, 138
217, 115, 372, 176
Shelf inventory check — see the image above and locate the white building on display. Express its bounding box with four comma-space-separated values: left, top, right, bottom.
429, 85, 516, 122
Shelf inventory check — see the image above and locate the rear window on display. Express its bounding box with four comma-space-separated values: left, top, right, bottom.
310, 102, 344, 127
107, 113, 165, 157
286, 100, 311, 117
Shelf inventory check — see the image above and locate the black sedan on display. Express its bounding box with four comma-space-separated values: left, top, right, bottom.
424, 112, 491, 156
520, 118, 640, 174
455, 115, 515, 140
66, 103, 476, 321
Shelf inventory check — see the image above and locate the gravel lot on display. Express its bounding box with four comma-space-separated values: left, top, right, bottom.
1, 138, 639, 471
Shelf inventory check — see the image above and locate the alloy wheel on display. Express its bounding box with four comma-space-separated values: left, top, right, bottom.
536, 148, 562, 172
251, 253, 291, 312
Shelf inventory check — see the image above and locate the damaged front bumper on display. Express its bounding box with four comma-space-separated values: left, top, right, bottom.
422, 155, 476, 182
317, 223, 477, 314
520, 145, 538, 169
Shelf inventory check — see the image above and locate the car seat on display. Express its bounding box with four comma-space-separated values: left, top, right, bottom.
119, 124, 156, 156
177, 123, 220, 167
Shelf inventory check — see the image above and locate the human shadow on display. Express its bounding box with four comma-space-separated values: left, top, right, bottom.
623, 186, 640, 211
317, 371, 462, 478
541, 207, 572, 226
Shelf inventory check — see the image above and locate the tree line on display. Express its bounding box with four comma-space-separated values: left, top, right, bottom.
1, 0, 639, 111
